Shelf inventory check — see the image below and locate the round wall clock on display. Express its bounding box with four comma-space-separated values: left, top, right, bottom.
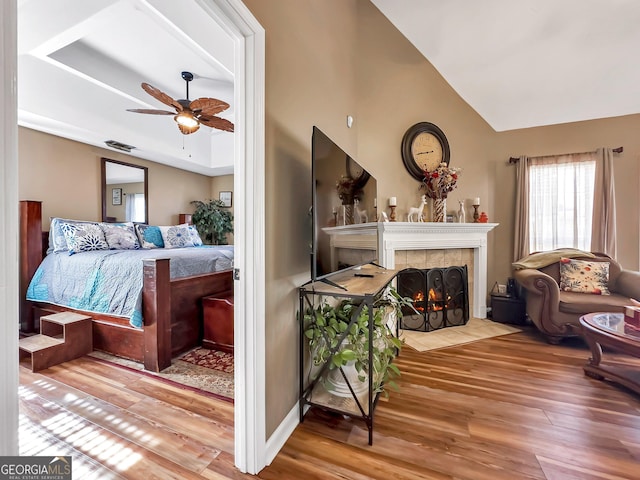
401, 122, 450, 181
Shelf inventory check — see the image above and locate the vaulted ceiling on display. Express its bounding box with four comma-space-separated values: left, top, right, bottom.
372, 0, 640, 132
18, 0, 235, 176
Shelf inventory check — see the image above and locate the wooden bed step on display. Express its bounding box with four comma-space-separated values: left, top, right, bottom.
19, 312, 93, 372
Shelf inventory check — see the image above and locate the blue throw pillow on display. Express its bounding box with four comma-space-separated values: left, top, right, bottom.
135, 224, 164, 249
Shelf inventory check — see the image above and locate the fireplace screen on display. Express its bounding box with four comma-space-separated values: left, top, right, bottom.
397, 266, 469, 332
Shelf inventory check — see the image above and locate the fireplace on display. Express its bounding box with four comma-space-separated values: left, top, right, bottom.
397, 266, 469, 332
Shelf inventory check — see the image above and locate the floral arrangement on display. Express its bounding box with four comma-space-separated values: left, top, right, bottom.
336, 175, 362, 204
420, 162, 461, 199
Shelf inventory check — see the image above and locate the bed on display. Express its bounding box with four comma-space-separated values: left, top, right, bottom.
19, 200, 234, 372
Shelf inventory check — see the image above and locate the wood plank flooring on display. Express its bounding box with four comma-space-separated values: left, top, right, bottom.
19, 326, 640, 479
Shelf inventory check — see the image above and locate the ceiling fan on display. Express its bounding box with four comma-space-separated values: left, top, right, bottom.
127, 71, 234, 135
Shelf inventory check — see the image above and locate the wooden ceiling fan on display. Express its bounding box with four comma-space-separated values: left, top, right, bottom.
127, 71, 234, 135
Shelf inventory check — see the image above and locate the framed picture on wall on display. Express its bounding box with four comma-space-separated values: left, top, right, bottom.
219, 191, 232, 207
112, 188, 122, 206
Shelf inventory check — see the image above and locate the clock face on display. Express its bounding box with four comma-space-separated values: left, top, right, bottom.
411, 132, 444, 172
401, 122, 450, 182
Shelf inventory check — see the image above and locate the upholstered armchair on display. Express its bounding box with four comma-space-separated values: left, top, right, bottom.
513, 251, 640, 343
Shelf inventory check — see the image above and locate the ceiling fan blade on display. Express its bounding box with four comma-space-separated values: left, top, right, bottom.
126, 108, 175, 115
199, 115, 235, 132
141, 83, 182, 111
190, 97, 230, 116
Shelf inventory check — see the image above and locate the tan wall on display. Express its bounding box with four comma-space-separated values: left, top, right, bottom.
244, 0, 360, 437
18, 127, 213, 226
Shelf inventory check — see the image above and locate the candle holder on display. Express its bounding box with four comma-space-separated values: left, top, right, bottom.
472, 204, 480, 223
389, 205, 397, 222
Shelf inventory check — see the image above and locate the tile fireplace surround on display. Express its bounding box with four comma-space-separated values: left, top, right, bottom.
322, 222, 499, 318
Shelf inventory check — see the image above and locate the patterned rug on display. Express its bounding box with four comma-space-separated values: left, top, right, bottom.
89, 347, 234, 402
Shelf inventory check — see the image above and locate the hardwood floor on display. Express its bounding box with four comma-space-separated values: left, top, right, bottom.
19, 326, 640, 479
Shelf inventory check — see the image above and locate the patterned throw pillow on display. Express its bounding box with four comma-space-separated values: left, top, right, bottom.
559, 257, 610, 295
135, 224, 164, 249
48, 217, 88, 254
159, 225, 195, 249
60, 221, 109, 255
187, 225, 203, 246
100, 223, 140, 250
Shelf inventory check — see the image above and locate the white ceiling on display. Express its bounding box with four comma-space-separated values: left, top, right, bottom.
18, 0, 235, 176
371, 0, 640, 132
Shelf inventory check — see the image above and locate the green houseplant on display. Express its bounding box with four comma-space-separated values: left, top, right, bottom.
190, 199, 234, 245
303, 286, 410, 397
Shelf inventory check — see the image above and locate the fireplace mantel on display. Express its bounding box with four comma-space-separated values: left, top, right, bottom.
322, 222, 499, 318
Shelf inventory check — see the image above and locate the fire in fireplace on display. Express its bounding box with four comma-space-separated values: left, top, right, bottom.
397, 266, 469, 332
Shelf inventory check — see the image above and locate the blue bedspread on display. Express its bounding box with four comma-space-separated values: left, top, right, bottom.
26, 246, 234, 328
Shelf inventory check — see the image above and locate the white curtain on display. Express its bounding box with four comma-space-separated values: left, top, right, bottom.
527, 152, 596, 254
125, 193, 145, 223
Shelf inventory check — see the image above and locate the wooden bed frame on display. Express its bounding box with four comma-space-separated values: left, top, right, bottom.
19, 200, 233, 372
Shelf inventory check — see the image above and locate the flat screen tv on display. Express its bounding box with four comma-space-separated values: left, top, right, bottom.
311, 126, 378, 282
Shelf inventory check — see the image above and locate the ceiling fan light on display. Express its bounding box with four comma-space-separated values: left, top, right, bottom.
175, 112, 200, 135
177, 122, 200, 135
175, 112, 199, 128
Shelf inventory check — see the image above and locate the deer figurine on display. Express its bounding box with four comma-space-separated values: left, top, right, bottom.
354, 199, 369, 223
407, 195, 428, 222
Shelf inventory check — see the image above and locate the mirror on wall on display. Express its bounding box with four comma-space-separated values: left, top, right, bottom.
101, 157, 149, 224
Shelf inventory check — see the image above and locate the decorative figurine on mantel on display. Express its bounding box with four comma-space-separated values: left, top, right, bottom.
457, 200, 466, 223
407, 195, 428, 222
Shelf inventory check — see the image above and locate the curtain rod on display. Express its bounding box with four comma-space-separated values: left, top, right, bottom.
508, 146, 623, 164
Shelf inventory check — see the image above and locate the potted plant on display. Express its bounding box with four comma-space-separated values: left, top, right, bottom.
190, 199, 234, 245
302, 286, 411, 397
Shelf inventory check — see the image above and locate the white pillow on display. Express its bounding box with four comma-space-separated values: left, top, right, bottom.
187, 225, 203, 246
100, 222, 140, 250
159, 225, 195, 249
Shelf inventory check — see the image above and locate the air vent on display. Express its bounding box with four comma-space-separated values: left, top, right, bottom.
105, 140, 136, 152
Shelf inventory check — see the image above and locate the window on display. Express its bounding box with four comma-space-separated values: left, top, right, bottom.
528, 153, 596, 252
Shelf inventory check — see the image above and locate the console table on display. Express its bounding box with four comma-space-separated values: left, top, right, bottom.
298, 264, 399, 445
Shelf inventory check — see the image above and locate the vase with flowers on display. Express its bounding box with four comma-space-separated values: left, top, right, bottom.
336, 175, 362, 225
420, 162, 461, 222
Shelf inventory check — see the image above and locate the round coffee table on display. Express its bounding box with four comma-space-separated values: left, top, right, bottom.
580, 312, 640, 395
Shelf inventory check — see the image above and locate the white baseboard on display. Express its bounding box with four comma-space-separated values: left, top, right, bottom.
264, 402, 306, 466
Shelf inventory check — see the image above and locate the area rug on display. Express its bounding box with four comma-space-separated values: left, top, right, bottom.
89, 347, 234, 402
400, 317, 521, 352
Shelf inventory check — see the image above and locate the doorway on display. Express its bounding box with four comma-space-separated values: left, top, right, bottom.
1, 0, 266, 474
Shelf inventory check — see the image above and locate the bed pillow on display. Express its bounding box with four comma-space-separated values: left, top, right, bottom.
559, 257, 610, 295
187, 225, 204, 246
60, 221, 109, 255
48, 217, 86, 254
100, 222, 140, 250
135, 224, 164, 249
159, 225, 195, 249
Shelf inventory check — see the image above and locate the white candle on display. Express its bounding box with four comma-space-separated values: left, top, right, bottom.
473, 197, 480, 205
389, 197, 397, 207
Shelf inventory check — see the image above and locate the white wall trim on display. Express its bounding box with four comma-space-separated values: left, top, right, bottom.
264, 403, 300, 466
200, 0, 266, 474
0, 0, 20, 455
